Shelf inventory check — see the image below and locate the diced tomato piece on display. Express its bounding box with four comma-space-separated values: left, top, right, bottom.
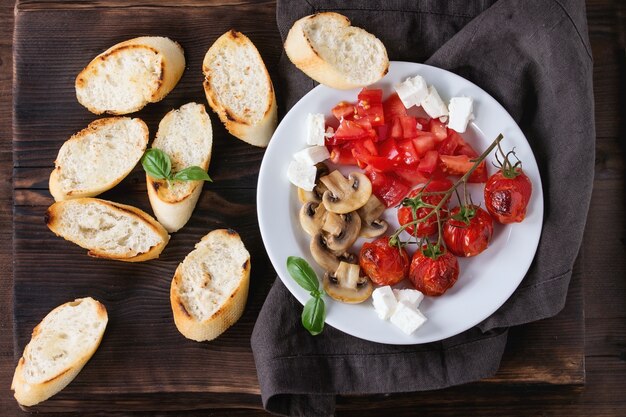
335, 119, 373, 142
377, 138, 400, 161
394, 165, 429, 186
375, 125, 388, 142
329, 145, 357, 166
429, 119, 448, 141
418, 150, 440, 174
362, 138, 378, 156
439, 154, 488, 183
383, 93, 408, 122
360, 155, 397, 172
438, 135, 459, 155
416, 118, 430, 130
356, 88, 385, 127
448, 131, 479, 157
412, 135, 436, 156
390, 117, 403, 140
332, 102, 356, 121
399, 116, 418, 139
367, 170, 411, 207
396, 138, 419, 165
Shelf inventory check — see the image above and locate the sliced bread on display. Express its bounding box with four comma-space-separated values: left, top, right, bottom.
49, 117, 149, 201
147, 103, 213, 233
46, 198, 169, 262
11, 297, 108, 407
202, 30, 277, 148
284, 12, 389, 89
171, 229, 250, 341
76, 36, 185, 115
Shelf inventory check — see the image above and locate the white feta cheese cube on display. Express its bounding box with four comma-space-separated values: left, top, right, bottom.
287, 160, 317, 191
306, 113, 326, 146
390, 302, 427, 335
293, 146, 330, 165
372, 286, 398, 320
394, 75, 429, 108
447, 96, 474, 133
421, 86, 449, 119
393, 289, 424, 309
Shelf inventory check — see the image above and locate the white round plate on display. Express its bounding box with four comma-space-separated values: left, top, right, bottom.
257, 61, 543, 345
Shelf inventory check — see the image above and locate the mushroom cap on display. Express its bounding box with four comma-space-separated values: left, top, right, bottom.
322, 212, 361, 253
357, 194, 388, 237
310, 233, 356, 272
359, 219, 388, 238
321, 171, 372, 214
299, 201, 327, 236
323, 262, 373, 304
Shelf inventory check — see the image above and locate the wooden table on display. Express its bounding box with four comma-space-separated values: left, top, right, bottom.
1, 1, 624, 415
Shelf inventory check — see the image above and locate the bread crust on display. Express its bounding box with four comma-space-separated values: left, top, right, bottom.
284, 12, 389, 90
49, 117, 149, 201
75, 36, 185, 115
46, 198, 170, 262
170, 229, 251, 341
11, 297, 108, 407
202, 30, 277, 148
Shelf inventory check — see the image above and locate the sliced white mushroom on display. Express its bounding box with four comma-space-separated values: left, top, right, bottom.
322, 211, 361, 253
299, 201, 328, 237
310, 233, 356, 272
357, 195, 388, 238
320, 170, 372, 214
323, 262, 373, 304
297, 163, 330, 203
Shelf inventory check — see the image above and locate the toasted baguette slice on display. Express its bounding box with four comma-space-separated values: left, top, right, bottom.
202, 30, 277, 148
49, 117, 149, 201
46, 198, 169, 262
147, 103, 213, 233
11, 297, 108, 407
76, 36, 185, 115
284, 12, 389, 89
171, 229, 250, 341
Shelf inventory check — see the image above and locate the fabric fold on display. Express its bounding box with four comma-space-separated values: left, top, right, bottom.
253, 0, 594, 415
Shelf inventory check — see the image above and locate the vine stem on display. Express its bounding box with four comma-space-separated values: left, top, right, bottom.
390, 133, 504, 244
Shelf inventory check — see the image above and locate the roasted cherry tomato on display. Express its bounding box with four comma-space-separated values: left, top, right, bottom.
397, 178, 453, 238
484, 168, 532, 224
443, 205, 494, 257
409, 246, 459, 296
359, 237, 409, 286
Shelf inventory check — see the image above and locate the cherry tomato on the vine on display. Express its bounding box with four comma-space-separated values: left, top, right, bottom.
443, 205, 494, 257
397, 178, 453, 237
484, 169, 532, 224
359, 237, 409, 286
408, 246, 459, 296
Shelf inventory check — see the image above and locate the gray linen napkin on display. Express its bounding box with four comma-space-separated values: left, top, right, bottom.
251, 1, 594, 415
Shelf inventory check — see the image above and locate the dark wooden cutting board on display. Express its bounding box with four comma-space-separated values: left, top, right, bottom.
12, 0, 584, 413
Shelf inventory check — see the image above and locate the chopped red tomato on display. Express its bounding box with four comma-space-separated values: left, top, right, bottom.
356, 88, 385, 127
396, 138, 419, 165
367, 170, 411, 207
430, 119, 448, 141
399, 116, 418, 139
332, 101, 356, 121
383, 93, 408, 122
334, 119, 374, 142
439, 154, 488, 183
394, 165, 429, 186
329, 144, 357, 166
412, 135, 436, 156
377, 138, 400, 161
418, 150, 440, 174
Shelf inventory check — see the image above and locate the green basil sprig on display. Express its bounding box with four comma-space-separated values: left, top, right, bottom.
141, 148, 212, 183
286, 256, 325, 335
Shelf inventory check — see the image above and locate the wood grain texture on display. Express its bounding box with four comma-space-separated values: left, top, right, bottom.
1, 0, 624, 416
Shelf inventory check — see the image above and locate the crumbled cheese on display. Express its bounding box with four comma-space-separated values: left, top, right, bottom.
421, 86, 449, 119
287, 160, 316, 191
306, 113, 326, 146
393, 289, 424, 310
293, 146, 330, 165
390, 301, 428, 335
372, 286, 397, 320
394, 75, 429, 108
447, 97, 474, 133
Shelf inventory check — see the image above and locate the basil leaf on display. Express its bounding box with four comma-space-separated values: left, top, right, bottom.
301, 296, 325, 336
142, 148, 171, 180
172, 166, 212, 182
286, 256, 319, 293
